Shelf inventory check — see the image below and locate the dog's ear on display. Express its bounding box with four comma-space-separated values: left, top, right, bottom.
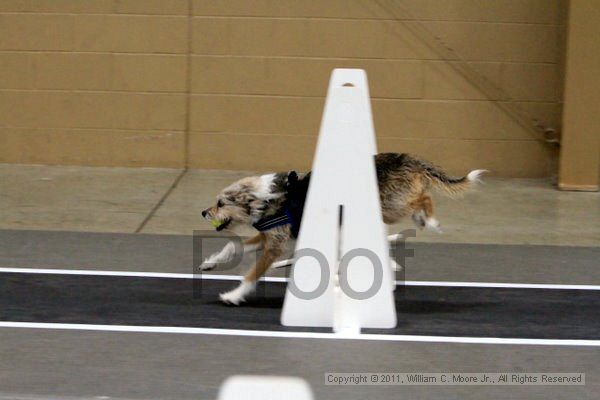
286, 171, 299, 193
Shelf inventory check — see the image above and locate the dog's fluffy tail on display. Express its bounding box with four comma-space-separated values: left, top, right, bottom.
424, 166, 487, 196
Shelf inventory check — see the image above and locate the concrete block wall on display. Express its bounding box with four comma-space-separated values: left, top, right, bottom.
0, 0, 188, 167
0, 0, 566, 176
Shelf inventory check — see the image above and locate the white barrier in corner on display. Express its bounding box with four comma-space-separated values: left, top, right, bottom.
218, 376, 314, 400
281, 69, 397, 333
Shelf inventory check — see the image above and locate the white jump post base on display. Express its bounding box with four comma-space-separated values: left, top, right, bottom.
281, 69, 397, 333
218, 376, 314, 400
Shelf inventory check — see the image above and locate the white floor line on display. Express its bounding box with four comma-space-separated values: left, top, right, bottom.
0, 267, 199, 280
0, 321, 597, 347
2, 267, 600, 290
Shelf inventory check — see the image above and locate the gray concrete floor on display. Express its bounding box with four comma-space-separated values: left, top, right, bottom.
0, 164, 181, 233
0, 164, 599, 246
1, 329, 597, 400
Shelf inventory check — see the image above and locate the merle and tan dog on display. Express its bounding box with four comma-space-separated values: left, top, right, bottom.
201, 153, 485, 305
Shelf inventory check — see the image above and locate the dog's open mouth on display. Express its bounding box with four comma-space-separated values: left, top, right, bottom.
212, 218, 232, 231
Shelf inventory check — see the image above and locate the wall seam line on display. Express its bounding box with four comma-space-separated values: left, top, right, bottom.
183, 0, 193, 169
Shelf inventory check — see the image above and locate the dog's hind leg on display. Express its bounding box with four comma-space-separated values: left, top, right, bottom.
411, 209, 427, 229
413, 194, 442, 233
199, 233, 265, 271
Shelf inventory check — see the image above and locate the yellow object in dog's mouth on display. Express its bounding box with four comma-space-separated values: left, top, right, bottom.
212, 219, 231, 231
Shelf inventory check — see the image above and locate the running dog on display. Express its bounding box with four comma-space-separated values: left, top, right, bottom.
201, 153, 486, 305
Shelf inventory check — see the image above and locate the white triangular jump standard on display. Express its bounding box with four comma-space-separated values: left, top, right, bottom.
281, 69, 397, 332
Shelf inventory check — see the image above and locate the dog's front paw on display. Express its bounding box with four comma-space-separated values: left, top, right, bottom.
199, 258, 219, 271
198, 243, 236, 271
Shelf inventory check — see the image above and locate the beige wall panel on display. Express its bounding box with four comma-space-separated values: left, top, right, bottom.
427, 61, 560, 102
0, 0, 565, 176
191, 94, 535, 141
378, 138, 556, 178
190, 95, 324, 136
0, 0, 188, 14
189, 131, 554, 177
467, 62, 503, 92
188, 132, 317, 171
191, 56, 422, 98
558, 0, 600, 190
423, 61, 489, 100
0, 128, 184, 167
500, 63, 560, 102
513, 102, 562, 131
192, 0, 390, 19
192, 17, 436, 60
421, 22, 559, 62
373, 99, 533, 140
424, 61, 561, 105
0, 91, 186, 130
192, 0, 563, 23
0, 14, 187, 53
384, 0, 563, 24
0, 0, 111, 13
108, 0, 188, 15
0, 53, 187, 92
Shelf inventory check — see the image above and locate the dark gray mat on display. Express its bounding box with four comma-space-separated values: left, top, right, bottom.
2, 273, 599, 340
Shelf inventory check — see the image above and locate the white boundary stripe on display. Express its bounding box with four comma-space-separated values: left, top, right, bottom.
0, 267, 198, 280
0, 321, 598, 347
2, 267, 600, 291
402, 280, 600, 291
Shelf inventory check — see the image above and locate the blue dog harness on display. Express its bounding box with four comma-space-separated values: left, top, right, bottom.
252, 208, 294, 232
